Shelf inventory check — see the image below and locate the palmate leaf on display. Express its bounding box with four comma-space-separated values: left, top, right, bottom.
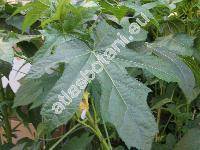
128, 33, 198, 102
148, 34, 198, 102
19, 20, 191, 149
152, 47, 198, 102
94, 20, 180, 83
95, 63, 157, 149
94, 18, 148, 50
0, 33, 39, 63
41, 51, 94, 128
153, 34, 194, 56
26, 29, 72, 79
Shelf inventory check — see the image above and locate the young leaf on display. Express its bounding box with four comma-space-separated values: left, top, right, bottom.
97, 1, 130, 20
12, 0, 49, 32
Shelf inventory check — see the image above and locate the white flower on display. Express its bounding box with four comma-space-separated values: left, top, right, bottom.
81, 109, 87, 120
79, 91, 89, 120
1, 57, 31, 93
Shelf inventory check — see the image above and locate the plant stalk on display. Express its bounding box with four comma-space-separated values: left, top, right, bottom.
0, 87, 12, 143
49, 124, 81, 150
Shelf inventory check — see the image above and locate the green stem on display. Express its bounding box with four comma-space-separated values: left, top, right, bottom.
88, 112, 110, 149
91, 97, 97, 124
156, 108, 161, 142
2, 106, 12, 143
49, 124, 81, 150
156, 82, 164, 142
161, 114, 173, 134
103, 119, 112, 150
93, 124, 110, 150
186, 102, 190, 113
78, 111, 110, 150
0, 87, 12, 143
77, 119, 110, 149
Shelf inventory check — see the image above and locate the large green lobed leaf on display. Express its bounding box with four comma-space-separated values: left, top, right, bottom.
13, 19, 197, 149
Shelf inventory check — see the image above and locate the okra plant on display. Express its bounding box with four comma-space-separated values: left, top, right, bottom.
0, 0, 200, 149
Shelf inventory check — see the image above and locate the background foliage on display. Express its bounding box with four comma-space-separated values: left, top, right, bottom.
0, 0, 200, 149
